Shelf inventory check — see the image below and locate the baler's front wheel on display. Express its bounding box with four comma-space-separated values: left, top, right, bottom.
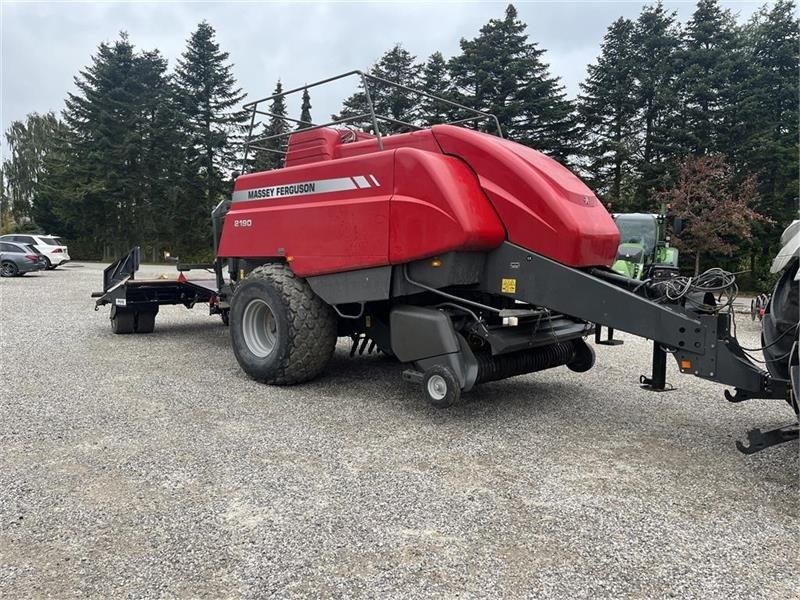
230, 263, 337, 385
422, 365, 461, 408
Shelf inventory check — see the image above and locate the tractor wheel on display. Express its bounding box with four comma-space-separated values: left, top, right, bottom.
230, 263, 336, 384
135, 311, 156, 334
111, 310, 135, 334
762, 260, 799, 413
422, 365, 461, 408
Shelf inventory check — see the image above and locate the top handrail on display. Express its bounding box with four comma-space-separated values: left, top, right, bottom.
240, 70, 503, 172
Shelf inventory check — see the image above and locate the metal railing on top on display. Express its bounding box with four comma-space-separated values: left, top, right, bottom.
241, 70, 503, 172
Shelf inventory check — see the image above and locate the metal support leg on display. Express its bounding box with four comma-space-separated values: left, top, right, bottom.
595, 324, 624, 346
640, 341, 672, 391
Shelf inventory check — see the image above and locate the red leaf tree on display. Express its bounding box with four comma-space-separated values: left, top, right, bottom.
657, 154, 768, 275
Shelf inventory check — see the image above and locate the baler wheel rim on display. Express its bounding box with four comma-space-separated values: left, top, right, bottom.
242, 298, 278, 358
426, 374, 448, 402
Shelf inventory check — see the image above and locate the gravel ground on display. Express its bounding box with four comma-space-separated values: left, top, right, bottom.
1, 263, 798, 599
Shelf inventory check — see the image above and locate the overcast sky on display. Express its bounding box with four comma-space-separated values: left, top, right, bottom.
1, 0, 764, 145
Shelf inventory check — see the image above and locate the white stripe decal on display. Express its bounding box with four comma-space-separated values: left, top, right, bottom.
369, 175, 380, 187
353, 176, 371, 189
232, 177, 363, 202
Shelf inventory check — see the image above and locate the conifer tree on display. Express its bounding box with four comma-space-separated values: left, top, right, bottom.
174, 21, 246, 208
334, 44, 422, 134
739, 0, 799, 272
419, 52, 456, 126
630, 2, 684, 208
298, 88, 313, 129
449, 4, 576, 162
678, 0, 739, 155
252, 80, 291, 171
577, 17, 639, 205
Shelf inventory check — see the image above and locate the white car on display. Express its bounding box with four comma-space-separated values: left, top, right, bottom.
0, 234, 70, 269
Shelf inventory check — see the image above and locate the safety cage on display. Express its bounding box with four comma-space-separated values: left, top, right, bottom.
240, 70, 503, 173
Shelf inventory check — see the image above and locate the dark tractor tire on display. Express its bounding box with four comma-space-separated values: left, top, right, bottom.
567, 339, 596, 373
1, 261, 18, 277
422, 365, 461, 408
762, 261, 799, 413
111, 310, 135, 334
229, 263, 337, 385
135, 311, 156, 334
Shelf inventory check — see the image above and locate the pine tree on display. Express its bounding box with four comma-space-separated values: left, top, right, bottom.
298, 88, 313, 129
419, 52, 456, 126
739, 0, 799, 274
46, 35, 189, 258
252, 80, 291, 171
449, 4, 576, 162
630, 2, 684, 209
333, 44, 422, 134
174, 21, 246, 209
577, 17, 639, 206
678, 0, 739, 155
61, 34, 152, 255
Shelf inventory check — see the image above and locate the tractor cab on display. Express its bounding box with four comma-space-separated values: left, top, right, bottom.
612, 212, 679, 281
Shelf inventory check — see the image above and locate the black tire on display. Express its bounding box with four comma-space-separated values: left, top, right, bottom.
567, 339, 596, 373
135, 311, 156, 334
43, 257, 53, 270
422, 365, 461, 408
762, 261, 799, 385
229, 263, 336, 384
220, 309, 230, 326
0, 261, 18, 277
111, 310, 135, 334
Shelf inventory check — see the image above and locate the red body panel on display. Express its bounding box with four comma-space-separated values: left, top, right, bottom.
219, 125, 619, 277
431, 125, 620, 268
219, 153, 394, 275
390, 148, 504, 263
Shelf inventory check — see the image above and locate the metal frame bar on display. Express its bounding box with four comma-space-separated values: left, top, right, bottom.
240, 70, 502, 172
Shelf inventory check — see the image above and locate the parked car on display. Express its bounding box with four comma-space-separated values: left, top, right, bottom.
0, 234, 70, 269
0, 241, 47, 276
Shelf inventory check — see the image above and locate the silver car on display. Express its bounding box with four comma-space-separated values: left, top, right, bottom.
0, 241, 47, 276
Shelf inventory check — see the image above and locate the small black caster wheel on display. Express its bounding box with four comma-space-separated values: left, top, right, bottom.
422, 365, 461, 408
567, 339, 595, 373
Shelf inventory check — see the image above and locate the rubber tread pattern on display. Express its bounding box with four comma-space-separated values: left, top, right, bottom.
236, 263, 337, 384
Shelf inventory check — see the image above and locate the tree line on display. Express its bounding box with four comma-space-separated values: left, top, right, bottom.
1, 1, 797, 284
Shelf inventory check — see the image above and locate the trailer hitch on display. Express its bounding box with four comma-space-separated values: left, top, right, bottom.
735, 423, 799, 455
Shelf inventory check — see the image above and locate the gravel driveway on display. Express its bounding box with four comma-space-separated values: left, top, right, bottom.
1, 263, 797, 598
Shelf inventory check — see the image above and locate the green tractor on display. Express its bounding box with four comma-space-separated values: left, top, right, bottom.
611, 212, 679, 281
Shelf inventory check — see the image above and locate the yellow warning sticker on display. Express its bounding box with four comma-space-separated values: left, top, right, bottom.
501, 278, 517, 293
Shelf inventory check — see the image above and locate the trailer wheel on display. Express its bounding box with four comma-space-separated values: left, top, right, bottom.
135, 311, 156, 334
230, 263, 336, 384
422, 365, 461, 408
111, 310, 135, 334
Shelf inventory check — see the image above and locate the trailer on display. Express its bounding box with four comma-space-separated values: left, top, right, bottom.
93, 71, 799, 454
92, 247, 230, 332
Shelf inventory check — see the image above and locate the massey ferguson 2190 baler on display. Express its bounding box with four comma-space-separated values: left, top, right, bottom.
94, 72, 799, 454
